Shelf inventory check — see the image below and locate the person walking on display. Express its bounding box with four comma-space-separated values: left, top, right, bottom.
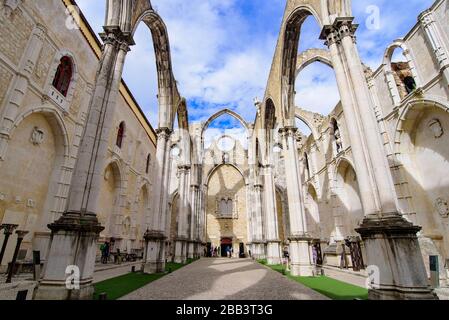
100, 242, 106, 264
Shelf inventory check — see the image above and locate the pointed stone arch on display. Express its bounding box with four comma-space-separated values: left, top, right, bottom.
296, 48, 332, 77
130, 8, 179, 129
201, 109, 249, 137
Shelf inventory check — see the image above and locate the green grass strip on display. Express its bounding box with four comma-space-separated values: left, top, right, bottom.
93, 260, 197, 300
263, 263, 368, 300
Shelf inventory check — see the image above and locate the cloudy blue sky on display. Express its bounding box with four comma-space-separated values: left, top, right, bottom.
75, 0, 434, 132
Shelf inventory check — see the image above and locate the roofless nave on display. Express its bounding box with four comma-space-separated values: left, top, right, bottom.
0, 0, 448, 300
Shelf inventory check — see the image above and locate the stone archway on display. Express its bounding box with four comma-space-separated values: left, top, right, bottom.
0, 110, 66, 264
335, 158, 363, 237
205, 164, 248, 258
394, 99, 449, 278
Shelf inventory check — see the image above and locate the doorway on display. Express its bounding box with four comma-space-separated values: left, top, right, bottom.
221, 238, 233, 257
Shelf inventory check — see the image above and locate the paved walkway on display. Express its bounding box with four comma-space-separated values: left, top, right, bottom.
93, 261, 142, 284
122, 258, 327, 300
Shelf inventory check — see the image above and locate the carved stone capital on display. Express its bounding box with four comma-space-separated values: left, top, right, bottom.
320, 25, 340, 47
278, 126, 297, 138
156, 127, 172, 141
1, 223, 18, 235
100, 27, 134, 50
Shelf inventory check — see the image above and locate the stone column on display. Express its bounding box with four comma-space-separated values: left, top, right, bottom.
175, 165, 190, 263
35, 28, 132, 300
261, 164, 281, 265
280, 127, 313, 277
0, 24, 46, 160
419, 9, 449, 88
253, 178, 265, 259
321, 19, 436, 299
189, 184, 200, 258
143, 127, 171, 273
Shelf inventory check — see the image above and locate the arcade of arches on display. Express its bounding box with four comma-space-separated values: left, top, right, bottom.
0, 0, 449, 300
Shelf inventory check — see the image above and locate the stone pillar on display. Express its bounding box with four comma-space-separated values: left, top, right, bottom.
143, 128, 171, 273
35, 28, 132, 300
321, 19, 436, 299
189, 184, 200, 258
174, 165, 190, 263
253, 179, 265, 260
261, 164, 281, 265
419, 9, 449, 88
0, 24, 46, 160
280, 127, 313, 277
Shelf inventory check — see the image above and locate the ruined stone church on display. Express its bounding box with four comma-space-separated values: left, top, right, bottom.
0, 0, 449, 300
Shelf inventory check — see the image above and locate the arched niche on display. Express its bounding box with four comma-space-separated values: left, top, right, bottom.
0, 108, 69, 263
98, 161, 123, 238
394, 99, 449, 256
334, 158, 363, 237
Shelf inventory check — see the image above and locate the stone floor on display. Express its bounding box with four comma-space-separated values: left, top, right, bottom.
121, 258, 327, 300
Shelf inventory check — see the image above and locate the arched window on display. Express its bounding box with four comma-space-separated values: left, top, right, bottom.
116, 122, 125, 148
145, 154, 151, 174
52, 56, 73, 97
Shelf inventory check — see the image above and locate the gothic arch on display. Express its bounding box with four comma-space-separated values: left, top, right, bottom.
100, 159, 125, 236
296, 48, 332, 77
201, 109, 249, 137
281, 6, 324, 121
394, 98, 449, 155
11, 105, 70, 159
295, 108, 320, 142
383, 39, 421, 105
204, 163, 248, 187
5, 105, 71, 230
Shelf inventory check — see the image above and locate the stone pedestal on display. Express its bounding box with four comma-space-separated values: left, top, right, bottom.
356, 215, 438, 300
34, 213, 104, 300
253, 242, 265, 260
174, 238, 187, 264
266, 240, 281, 265
289, 236, 313, 277
143, 230, 166, 274
187, 241, 195, 259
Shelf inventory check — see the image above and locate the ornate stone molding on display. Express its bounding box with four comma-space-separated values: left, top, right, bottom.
1, 0, 22, 17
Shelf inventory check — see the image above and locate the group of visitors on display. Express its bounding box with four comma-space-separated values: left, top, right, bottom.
202, 245, 235, 258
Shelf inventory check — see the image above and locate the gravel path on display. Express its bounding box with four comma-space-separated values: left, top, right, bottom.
121, 258, 327, 300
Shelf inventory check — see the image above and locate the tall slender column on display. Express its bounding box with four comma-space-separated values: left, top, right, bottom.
320, 19, 436, 300
35, 28, 132, 300
175, 165, 190, 263
253, 179, 265, 259
0, 24, 46, 159
419, 10, 449, 88
261, 164, 281, 264
188, 184, 197, 258
143, 127, 171, 273
279, 127, 313, 276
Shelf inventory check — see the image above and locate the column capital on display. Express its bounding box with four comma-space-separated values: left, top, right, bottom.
100, 26, 134, 50
156, 127, 172, 140
178, 164, 191, 172
320, 17, 358, 47
334, 17, 359, 41
278, 126, 297, 138
1, 224, 18, 235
